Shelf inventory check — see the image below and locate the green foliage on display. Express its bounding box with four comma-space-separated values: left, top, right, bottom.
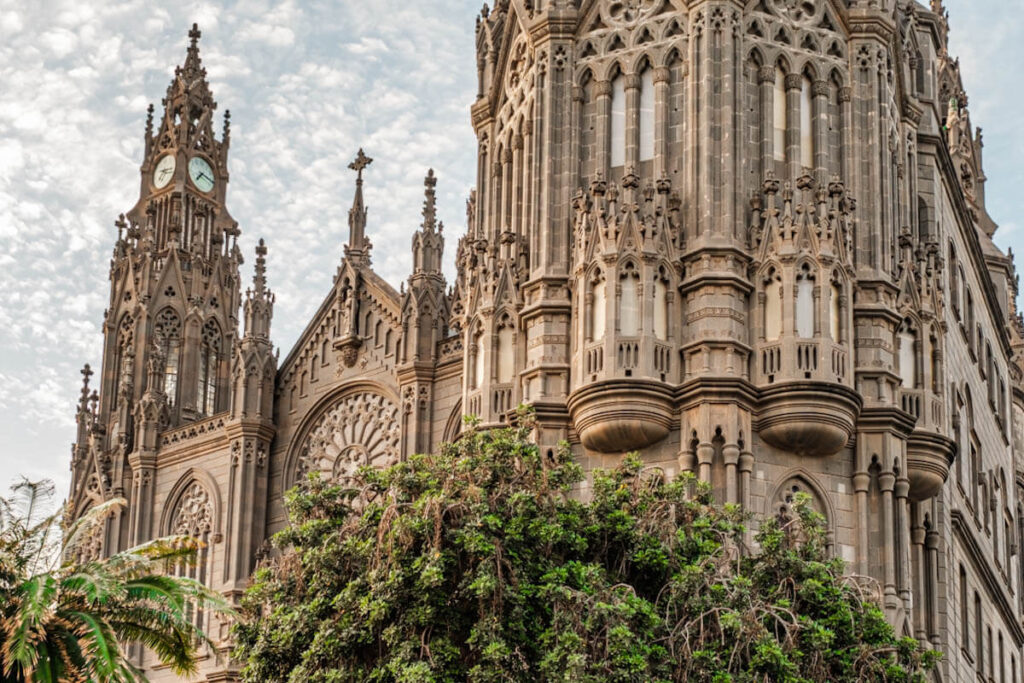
0, 479, 231, 682
235, 409, 938, 682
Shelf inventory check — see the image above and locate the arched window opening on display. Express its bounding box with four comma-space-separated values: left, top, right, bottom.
198, 319, 221, 416
590, 272, 607, 341
169, 482, 213, 631
496, 315, 515, 384
974, 592, 983, 669
619, 263, 640, 336
773, 67, 787, 162
930, 332, 941, 393
898, 320, 918, 389
472, 326, 485, 390
764, 269, 782, 342
800, 75, 813, 168
639, 68, 655, 162
653, 269, 669, 340
154, 309, 182, 408
796, 264, 815, 338
949, 245, 961, 319
829, 280, 841, 342
611, 74, 626, 168
959, 565, 968, 652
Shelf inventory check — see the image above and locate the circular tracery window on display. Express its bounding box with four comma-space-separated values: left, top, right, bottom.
294, 391, 401, 486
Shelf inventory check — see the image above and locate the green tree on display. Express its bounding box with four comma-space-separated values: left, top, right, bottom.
235, 410, 938, 682
0, 479, 229, 683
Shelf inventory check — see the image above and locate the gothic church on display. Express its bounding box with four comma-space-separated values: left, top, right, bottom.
68, 2, 1024, 681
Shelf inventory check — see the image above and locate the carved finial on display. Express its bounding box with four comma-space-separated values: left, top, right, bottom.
189, 23, 201, 50
422, 169, 438, 232
145, 103, 154, 135
345, 150, 372, 262
223, 109, 231, 142
79, 364, 93, 410
254, 238, 268, 294
348, 148, 373, 183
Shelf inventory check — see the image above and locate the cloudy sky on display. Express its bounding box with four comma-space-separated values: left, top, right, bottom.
0, 0, 1021, 498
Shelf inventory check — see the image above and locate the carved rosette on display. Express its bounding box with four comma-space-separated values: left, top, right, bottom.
295, 392, 401, 485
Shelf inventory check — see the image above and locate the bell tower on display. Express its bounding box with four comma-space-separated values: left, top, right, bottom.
71, 24, 244, 553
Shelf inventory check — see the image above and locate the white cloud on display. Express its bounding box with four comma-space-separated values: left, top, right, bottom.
1, 0, 1021, 504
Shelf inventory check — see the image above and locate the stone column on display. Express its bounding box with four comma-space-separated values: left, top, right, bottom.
784, 72, 802, 180
595, 79, 612, 176
723, 443, 740, 505
910, 507, 928, 644
653, 66, 670, 178
878, 468, 898, 608
854, 470, 871, 577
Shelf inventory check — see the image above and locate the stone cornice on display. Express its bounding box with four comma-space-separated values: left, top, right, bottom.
951, 509, 1024, 645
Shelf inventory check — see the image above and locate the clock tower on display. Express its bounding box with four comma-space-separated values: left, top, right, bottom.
71, 24, 248, 554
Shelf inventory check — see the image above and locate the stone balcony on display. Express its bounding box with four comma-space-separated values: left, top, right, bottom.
756, 338, 859, 456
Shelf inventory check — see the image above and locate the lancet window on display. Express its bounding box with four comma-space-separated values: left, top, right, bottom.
154, 308, 182, 407
795, 264, 815, 338
653, 268, 669, 341
773, 67, 787, 162
639, 68, 655, 163
763, 268, 783, 342
169, 481, 214, 630
589, 271, 607, 342
897, 319, 918, 389
618, 263, 640, 337
610, 74, 626, 168
198, 319, 221, 416
496, 313, 515, 385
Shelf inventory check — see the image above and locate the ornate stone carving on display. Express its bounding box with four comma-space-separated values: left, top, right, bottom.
171, 482, 214, 536
295, 392, 401, 485
765, 0, 824, 27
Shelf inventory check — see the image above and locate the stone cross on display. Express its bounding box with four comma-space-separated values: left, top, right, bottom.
348, 148, 373, 182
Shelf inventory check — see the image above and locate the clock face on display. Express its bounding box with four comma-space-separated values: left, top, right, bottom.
153, 154, 176, 189
188, 156, 215, 193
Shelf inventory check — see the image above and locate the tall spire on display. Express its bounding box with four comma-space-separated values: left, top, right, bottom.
411, 169, 445, 276
345, 149, 373, 264
183, 23, 203, 78
421, 168, 438, 233
244, 239, 274, 340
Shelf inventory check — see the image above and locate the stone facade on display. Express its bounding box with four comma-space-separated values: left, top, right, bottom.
68, 2, 1024, 681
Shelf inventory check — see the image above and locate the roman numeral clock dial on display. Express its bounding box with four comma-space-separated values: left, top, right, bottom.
188, 156, 215, 193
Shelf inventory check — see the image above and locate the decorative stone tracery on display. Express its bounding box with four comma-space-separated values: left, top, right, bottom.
294, 391, 401, 485
171, 482, 214, 536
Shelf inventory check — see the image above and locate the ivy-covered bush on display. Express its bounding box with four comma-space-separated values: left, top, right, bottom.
234, 410, 937, 682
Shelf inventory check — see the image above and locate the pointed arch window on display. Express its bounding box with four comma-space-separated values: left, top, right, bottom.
590, 271, 607, 341
796, 264, 815, 338
154, 308, 182, 407
619, 263, 640, 336
639, 68, 655, 162
653, 268, 669, 340
198, 319, 221, 416
169, 482, 213, 631
496, 314, 515, 384
898, 320, 918, 389
610, 74, 626, 168
471, 324, 485, 390
773, 67, 787, 162
800, 75, 814, 168
764, 268, 783, 342
829, 279, 842, 342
